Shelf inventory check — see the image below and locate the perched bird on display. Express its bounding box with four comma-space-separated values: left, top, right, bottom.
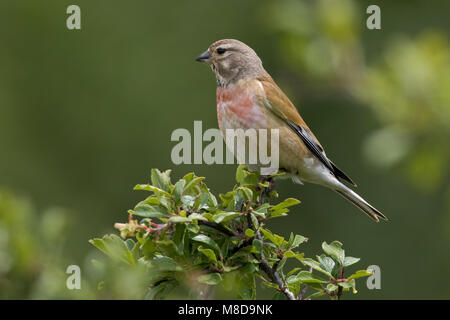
196, 39, 387, 222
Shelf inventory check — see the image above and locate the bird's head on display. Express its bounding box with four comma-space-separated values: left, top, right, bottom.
196, 39, 266, 87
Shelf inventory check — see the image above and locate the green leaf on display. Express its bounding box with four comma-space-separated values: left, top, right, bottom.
297, 271, 327, 284
277, 257, 287, 272
271, 198, 301, 211
153, 255, 182, 271
317, 254, 336, 274
151, 169, 172, 193
134, 184, 170, 196
326, 283, 338, 293
338, 279, 357, 293
343, 256, 360, 267
235, 165, 259, 185
301, 258, 332, 278
245, 229, 255, 238
254, 203, 270, 213
251, 210, 265, 219
198, 273, 222, 285
286, 267, 302, 277
348, 269, 373, 281
307, 291, 325, 299
269, 208, 288, 218
188, 212, 208, 221
252, 239, 262, 253
89, 234, 135, 265
181, 195, 195, 208
173, 179, 186, 202
192, 234, 220, 252
284, 251, 304, 261
186, 223, 200, 233
124, 239, 135, 251
261, 228, 286, 247
286, 274, 301, 297
146, 281, 174, 300
322, 241, 345, 265
238, 273, 256, 300
168, 216, 191, 223
184, 176, 205, 193
272, 234, 286, 247
212, 212, 240, 224
238, 187, 253, 201
250, 213, 259, 229
262, 281, 279, 289
198, 247, 218, 264
131, 202, 167, 218
141, 239, 157, 258
290, 234, 307, 249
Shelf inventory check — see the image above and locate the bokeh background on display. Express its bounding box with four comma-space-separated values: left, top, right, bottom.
1, 0, 449, 299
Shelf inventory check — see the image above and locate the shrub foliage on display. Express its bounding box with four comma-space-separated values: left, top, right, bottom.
90, 166, 372, 300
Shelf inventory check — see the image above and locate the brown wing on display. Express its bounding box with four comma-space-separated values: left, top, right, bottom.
258, 75, 356, 186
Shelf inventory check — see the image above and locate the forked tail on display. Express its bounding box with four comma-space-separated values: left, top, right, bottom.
335, 184, 388, 222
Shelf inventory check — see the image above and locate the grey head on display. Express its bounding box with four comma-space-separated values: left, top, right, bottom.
196, 39, 267, 87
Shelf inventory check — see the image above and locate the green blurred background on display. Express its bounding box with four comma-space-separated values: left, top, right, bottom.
1, 0, 449, 299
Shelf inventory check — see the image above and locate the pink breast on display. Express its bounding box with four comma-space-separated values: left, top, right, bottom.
216, 86, 265, 130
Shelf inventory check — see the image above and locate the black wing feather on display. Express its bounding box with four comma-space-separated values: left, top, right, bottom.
286, 120, 356, 187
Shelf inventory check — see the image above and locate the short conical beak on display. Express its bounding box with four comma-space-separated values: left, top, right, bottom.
196, 50, 211, 63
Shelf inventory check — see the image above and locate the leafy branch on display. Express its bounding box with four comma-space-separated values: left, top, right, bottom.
90, 165, 372, 300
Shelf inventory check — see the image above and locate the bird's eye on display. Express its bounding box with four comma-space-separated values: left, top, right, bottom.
216, 48, 226, 55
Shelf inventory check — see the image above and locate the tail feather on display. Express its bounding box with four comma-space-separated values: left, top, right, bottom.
330, 160, 357, 187
335, 185, 387, 222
